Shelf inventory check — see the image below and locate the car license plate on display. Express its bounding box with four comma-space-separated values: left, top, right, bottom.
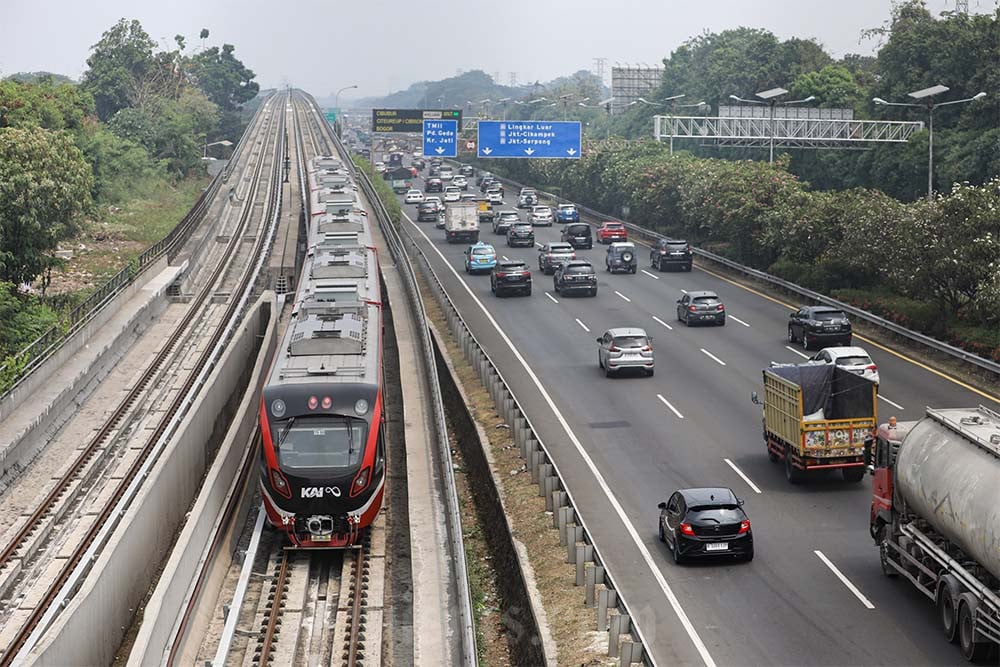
705, 542, 728, 551
312, 534, 331, 542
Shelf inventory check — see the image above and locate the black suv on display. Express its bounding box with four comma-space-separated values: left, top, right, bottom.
788, 306, 852, 350
417, 202, 438, 222
561, 223, 593, 249
491, 261, 532, 297
651, 239, 693, 272
553, 261, 597, 297
424, 178, 443, 193
506, 222, 535, 248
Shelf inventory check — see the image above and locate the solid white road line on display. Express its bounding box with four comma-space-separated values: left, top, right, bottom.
657, 394, 685, 419
576, 318, 590, 333
785, 345, 810, 359
878, 394, 905, 410
680, 289, 688, 294
651, 316, 674, 331
614, 290, 632, 303
700, 348, 727, 366
545, 291, 559, 304
814, 550, 875, 610
724, 458, 762, 494
729, 315, 750, 327
641, 269, 660, 280
401, 212, 717, 667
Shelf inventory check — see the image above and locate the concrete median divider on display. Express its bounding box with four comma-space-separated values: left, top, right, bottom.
27, 293, 277, 666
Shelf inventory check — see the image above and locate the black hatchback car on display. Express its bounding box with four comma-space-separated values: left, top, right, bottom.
788, 306, 852, 350
677, 291, 725, 326
506, 222, 535, 248
658, 487, 753, 563
416, 201, 438, 222
561, 223, 593, 249
651, 239, 693, 272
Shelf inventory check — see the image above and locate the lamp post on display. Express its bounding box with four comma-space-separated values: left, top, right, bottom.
873, 87, 987, 200
627, 95, 705, 154
334, 85, 357, 138
203, 139, 233, 159
497, 97, 512, 121
729, 89, 815, 163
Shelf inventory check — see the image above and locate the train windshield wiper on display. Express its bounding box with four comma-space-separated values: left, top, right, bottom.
345, 416, 355, 459
276, 417, 295, 448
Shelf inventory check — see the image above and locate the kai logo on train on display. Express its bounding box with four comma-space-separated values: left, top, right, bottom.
301, 486, 342, 499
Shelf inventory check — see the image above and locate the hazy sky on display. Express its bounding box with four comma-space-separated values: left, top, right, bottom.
1, 1, 993, 100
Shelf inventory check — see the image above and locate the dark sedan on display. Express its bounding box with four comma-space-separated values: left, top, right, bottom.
788, 306, 852, 350
658, 487, 753, 564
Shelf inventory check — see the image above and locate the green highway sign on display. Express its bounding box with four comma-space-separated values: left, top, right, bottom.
325, 109, 338, 123
372, 108, 462, 133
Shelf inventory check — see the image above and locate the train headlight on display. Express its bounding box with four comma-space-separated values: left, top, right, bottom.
271, 399, 286, 418
354, 399, 369, 415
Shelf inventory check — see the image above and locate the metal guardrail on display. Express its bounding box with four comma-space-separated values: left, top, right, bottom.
303, 93, 479, 665
487, 170, 1000, 379
0, 97, 273, 401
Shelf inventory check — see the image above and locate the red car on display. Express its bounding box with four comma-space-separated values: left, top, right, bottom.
597, 221, 628, 244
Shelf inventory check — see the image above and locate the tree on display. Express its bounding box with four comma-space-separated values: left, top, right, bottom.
0, 79, 94, 130
80, 19, 157, 121
188, 44, 259, 111
0, 127, 93, 286
790, 65, 862, 109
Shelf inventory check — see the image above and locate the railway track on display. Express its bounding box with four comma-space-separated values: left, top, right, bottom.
0, 92, 289, 663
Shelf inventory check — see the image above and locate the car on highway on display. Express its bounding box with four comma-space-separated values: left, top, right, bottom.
807, 346, 879, 385
658, 487, 753, 564
417, 201, 438, 222
538, 242, 576, 274
412, 158, 426, 171
486, 187, 504, 205
429, 156, 443, 168
597, 221, 628, 244
517, 190, 538, 208
553, 260, 598, 297
424, 196, 442, 211
452, 174, 468, 190
605, 242, 637, 274
460, 193, 478, 202
506, 222, 535, 248
482, 180, 504, 197
459, 164, 475, 177
444, 186, 462, 202
561, 222, 593, 249
404, 189, 424, 204
651, 238, 693, 272
788, 306, 853, 350
676, 291, 726, 326
530, 206, 554, 226
438, 165, 454, 181
493, 210, 520, 235
424, 178, 443, 193
476, 171, 493, 187
596, 327, 654, 377
464, 242, 498, 274
375, 161, 386, 173
490, 261, 532, 297
428, 165, 442, 178
480, 177, 496, 193
556, 203, 580, 223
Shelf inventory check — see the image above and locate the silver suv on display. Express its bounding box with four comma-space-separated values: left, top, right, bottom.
596, 328, 654, 377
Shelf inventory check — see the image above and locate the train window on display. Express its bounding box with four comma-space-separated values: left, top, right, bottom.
374, 428, 385, 476
275, 416, 367, 471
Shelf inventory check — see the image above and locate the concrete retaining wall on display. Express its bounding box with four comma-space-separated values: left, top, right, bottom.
27, 294, 275, 667
0, 258, 180, 477
125, 291, 277, 666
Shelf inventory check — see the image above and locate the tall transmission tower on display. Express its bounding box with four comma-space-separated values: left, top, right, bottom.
593, 57, 608, 86
508, 72, 517, 87
955, 0, 969, 13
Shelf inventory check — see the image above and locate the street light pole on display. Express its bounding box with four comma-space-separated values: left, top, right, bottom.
334, 85, 358, 138
873, 88, 986, 200
729, 89, 814, 164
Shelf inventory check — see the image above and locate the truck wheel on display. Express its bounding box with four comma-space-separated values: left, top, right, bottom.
958, 599, 991, 662
842, 466, 865, 483
785, 450, 803, 484
938, 578, 959, 643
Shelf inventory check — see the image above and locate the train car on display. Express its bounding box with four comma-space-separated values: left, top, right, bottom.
258, 156, 385, 548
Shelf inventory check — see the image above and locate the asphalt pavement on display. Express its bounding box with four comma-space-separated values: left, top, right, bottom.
392, 166, 1000, 666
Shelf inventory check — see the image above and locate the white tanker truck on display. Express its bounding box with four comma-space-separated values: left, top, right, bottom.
870, 405, 1000, 662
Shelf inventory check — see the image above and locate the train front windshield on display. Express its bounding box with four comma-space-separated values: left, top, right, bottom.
273, 416, 368, 472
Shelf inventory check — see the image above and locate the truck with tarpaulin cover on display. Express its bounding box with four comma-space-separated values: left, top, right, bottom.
753, 363, 876, 483
387, 166, 412, 194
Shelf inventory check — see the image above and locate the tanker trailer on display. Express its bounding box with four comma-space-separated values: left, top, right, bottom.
870, 406, 1000, 662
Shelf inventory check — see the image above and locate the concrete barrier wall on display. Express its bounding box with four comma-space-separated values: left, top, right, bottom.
126, 292, 277, 666
0, 259, 181, 477
27, 294, 274, 667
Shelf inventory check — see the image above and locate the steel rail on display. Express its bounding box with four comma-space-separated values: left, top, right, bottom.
345, 548, 366, 667
258, 549, 291, 665
0, 93, 288, 664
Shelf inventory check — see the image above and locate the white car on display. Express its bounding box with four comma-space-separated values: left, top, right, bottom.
487, 189, 504, 204
424, 196, 442, 211
531, 205, 554, 226
439, 167, 455, 181
404, 189, 424, 204
452, 175, 468, 190
808, 346, 880, 385
444, 186, 462, 202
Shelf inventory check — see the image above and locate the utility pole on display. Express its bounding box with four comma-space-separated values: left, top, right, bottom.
593, 57, 608, 86
955, 0, 969, 14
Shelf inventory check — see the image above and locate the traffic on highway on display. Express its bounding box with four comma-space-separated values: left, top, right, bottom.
377, 148, 1000, 666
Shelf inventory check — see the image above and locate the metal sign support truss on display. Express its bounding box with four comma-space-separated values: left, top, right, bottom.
653, 115, 925, 150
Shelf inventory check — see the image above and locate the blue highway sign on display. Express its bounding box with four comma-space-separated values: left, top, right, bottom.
423, 119, 458, 158
477, 120, 581, 159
